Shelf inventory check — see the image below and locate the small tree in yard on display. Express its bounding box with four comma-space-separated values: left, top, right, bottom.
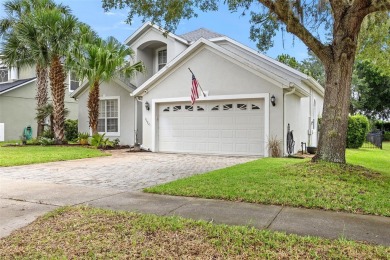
102, 0, 390, 164
347, 115, 369, 149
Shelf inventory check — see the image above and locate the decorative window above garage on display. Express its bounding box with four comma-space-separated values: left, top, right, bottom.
197, 106, 205, 111
237, 104, 247, 110
173, 105, 181, 111
252, 104, 260, 110
185, 105, 193, 111
211, 105, 219, 111
223, 104, 233, 110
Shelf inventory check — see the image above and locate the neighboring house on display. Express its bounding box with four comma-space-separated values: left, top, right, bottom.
0, 60, 78, 141
72, 22, 324, 156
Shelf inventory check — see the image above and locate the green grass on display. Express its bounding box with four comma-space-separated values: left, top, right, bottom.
145, 143, 390, 216
0, 206, 387, 259
347, 142, 390, 174
0, 144, 108, 167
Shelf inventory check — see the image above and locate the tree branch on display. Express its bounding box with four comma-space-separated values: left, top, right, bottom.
259, 0, 331, 63
356, 0, 390, 16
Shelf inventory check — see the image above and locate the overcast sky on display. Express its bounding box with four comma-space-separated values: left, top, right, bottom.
1, 0, 310, 61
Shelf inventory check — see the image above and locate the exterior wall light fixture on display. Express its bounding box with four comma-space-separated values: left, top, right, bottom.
145, 101, 150, 111
271, 95, 276, 106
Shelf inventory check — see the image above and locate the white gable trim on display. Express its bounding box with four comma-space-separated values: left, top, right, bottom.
132, 38, 292, 96
151, 93, 270, 157
211, 37, 324, 96
0, 78, 37, 95
124, 21, 189, 46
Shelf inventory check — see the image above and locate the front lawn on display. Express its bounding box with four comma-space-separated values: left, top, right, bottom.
347, 142, 390, 174
145, 143, 390, 216
0, 207, 387, 259
0, 145, 108, 167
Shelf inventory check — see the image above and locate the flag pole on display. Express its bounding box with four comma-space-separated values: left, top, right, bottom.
188, 68, 206, 97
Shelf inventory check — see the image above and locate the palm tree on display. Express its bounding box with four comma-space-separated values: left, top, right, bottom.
0, 0, 70, 137
14, 8, 78, 144
68, 35, 144, 134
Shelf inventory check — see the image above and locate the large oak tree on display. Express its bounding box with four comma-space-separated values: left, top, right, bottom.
102, 0, 390, 163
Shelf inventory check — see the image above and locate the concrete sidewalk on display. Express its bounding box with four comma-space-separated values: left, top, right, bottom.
1, 177, 389, 246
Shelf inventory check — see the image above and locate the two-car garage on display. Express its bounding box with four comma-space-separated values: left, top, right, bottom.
157, 99, 266, 156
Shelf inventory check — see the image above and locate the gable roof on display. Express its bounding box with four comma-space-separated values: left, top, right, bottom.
0, 77, 36, 95
131, 37, 324, 97
124, 22, 190, 46
70, 77, 137, 99
179, 28, 224, 43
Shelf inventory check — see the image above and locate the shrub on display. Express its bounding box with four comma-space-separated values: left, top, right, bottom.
113, 138, 120, 147
91, 133, 113, 148
27, 138, 39, 145
78, 132, 90, 145
39, 137, 55, 146
384, 131, 390, 141
64, 119, 78, 142
347, 115, 369, 148
267, 136, 282, 157
42, 129, 54, 139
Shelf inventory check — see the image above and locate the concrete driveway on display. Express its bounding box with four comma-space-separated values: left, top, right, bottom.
0, 151, 256, 191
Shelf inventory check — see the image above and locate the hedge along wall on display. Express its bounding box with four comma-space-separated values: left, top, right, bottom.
347, 115, 370, 149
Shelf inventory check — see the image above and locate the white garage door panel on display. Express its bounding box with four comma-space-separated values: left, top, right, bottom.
158, 100, 265, 155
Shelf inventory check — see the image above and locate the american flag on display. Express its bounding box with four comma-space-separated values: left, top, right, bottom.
191, 72, 199, 105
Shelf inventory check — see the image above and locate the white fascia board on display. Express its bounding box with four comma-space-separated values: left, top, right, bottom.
212, 37, 311, 79
132, 38, 290, 96
0, 78, 37, 95
70, 80, 89, 99
303, 77, 325, 97
124, 21, 189, 46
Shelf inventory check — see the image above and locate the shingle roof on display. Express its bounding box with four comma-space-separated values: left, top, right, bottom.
180, 28, 224, 42
0, 77, 36, 94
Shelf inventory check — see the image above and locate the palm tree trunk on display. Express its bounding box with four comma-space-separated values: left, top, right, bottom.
49, 55, 66, 144
35, 64, 48, 137
88, 81, 100, 135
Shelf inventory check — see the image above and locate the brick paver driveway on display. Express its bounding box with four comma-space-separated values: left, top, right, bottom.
0, 151, 257, 191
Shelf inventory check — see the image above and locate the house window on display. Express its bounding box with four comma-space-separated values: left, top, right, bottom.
251, 104, 260, 110
157, 49, 167, 71
223, 104, 233, 110
173, 105, 181, 112
98, 98, 119, 134
0, 66, 8, 83
69, 71, 79, 92
197, 106, 205, 111
237, 104, 247, 110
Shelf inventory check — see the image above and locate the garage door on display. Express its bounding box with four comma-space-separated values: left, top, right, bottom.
158, 99, 265, 155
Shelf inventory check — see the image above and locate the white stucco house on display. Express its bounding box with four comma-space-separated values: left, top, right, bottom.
72, 22, 324, 157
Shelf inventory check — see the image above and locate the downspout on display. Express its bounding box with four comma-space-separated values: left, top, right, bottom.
283, 85, 296, 155
134, 95, 143, 145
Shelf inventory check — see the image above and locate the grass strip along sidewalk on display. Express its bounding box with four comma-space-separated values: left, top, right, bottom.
0, 145, 108, 167
145, 143, 390, 217
0, 206, 388, 259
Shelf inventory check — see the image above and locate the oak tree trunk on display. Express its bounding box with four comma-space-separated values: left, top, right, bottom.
313, 12, 362, 163
88, 81, 100, 135
35, 64, 48, 137
49, 55, 66, 144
